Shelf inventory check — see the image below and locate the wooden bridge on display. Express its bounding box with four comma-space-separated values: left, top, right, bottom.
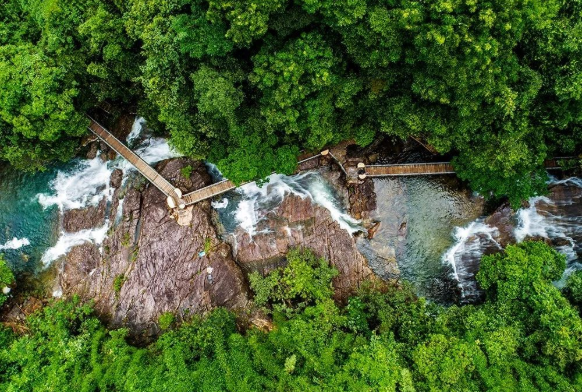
88, 117, 578, 209
183, 179, 237, 205
88, 116, 186, 208
88, 117, 322, 208
364, 162, 455, 177
362, 158, 572, 178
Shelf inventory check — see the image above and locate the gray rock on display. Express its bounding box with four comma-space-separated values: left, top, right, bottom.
110, 169, 123, 188
58, 159, 248, 339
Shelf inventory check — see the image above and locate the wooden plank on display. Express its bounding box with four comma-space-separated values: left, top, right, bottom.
365, 162, 455, 177
87, 117, 180, 203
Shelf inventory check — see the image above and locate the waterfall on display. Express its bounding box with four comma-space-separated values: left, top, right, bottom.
442, 174, 582, 301
442, 220, 501, 302
215, 171, 363, 237
37, 117, 181, 267
126, 117, 146, 145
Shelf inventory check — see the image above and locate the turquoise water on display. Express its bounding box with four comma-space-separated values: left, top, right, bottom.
0, 118, 181, 278
0, 163, 61, 274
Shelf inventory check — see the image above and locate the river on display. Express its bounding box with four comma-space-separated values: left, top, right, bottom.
0, 119, 180, 277
0, 118, 581, 303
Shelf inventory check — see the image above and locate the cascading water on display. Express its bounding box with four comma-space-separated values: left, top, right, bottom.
0, 118, 181, 273
442, 175, 582, 302
441, 220, 501, 302
126, 117, 146, 146
213, 171, 363, 238
513, 176, 582, 284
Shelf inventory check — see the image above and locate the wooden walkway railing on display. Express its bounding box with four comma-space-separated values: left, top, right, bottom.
365, 162, 455, 177
87, 117, 183, 205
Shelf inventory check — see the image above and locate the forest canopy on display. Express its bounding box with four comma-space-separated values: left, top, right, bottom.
0, 0, 581, 202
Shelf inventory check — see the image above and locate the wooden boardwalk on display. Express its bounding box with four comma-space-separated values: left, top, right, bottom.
183, 179, 237, 205
88, 117, 579, 206
87, 117, 183, 205
365, 162, 455, 177
363, 158, 575, 178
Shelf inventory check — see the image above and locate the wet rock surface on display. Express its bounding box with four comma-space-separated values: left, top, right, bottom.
110, 169, 123, 188
231, 194, 376, 300
58, 159, 248, 338
62, 198, 108, 232
484, 203, 515, 246
348, 178, 377, 220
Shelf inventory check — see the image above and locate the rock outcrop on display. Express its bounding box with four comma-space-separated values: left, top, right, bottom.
484, 203, 516, 247
57, 134, 393, 336
58, 159, 248, 338
230, 191, 376, 301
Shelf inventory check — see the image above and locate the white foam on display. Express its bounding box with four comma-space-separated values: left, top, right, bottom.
37, 156, 113, 211
134, 138, 182, 165
37, 123, 182, 213
126, 117, 146, 145
234, 199, 259, 236
443, 220, 500, 281
547, 175, 582, 188
41, 223, 110, 266
514, 194, 580, 262
0, 237, 31, 251
212, 198, 229, 209
514, 196, 553, 242
228, 172, 362, 237
307, 177, 361, 234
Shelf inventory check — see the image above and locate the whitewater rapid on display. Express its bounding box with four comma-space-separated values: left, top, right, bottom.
0, 238, 31, 251
37, 118, 181, 267
443, 175, 582, 300
215, 171, 363, 238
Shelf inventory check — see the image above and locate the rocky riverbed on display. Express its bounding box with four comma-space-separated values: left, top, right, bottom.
1, 115, 580, 339
19, 117, 384, 338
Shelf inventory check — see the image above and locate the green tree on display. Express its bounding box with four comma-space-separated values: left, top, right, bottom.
563, 270, 582, 312
249, 248, 338, 316
0, 256, 14, 306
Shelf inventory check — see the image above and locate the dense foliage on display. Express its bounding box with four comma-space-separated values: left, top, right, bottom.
0, 0, 581, 203
0, 244, 580, 391
0, 256, 14, 307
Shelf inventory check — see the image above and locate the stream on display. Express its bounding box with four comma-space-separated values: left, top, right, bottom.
0, 118, 581, 303
0, 118, 180, 276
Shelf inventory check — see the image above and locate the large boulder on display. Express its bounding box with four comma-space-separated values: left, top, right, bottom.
58, 159, 248, 339
232, 193, 376, 301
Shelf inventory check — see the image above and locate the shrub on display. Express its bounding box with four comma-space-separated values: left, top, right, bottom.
0, 256, 14, 306
158, 312, 175, 330
180, 165, 193, 179
113, 274, 126, 295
